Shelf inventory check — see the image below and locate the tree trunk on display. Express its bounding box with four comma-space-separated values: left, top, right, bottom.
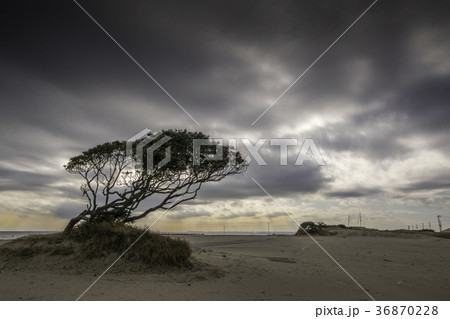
64, 211, 87, 233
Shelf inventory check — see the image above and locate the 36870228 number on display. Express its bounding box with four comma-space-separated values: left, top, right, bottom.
375, 306, 438, 316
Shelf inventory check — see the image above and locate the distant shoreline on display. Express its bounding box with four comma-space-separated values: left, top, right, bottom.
0, 231, 57, 241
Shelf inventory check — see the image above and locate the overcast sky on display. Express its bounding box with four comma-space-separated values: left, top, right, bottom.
1, 0, 450, 231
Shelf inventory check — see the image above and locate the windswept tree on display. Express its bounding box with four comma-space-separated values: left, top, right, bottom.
64, 129, 247, 232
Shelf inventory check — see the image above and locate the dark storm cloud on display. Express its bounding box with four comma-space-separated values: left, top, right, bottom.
311, 72, 450, 161
313, 121, 413, 160
0, 166, 81, 200
45, 201, 86, 219
396, 170, 450, 193
0, 167, 59, 192
325, 188, 381, 198
1, 0, 450, 223
1, 0, 395, 129
399, 181, 450, 192
390, 75, 450, 134
196, 160, 330, 202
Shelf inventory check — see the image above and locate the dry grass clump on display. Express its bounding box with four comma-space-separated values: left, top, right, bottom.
0, 222, 192, 269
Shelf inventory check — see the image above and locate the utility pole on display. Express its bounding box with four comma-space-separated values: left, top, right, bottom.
429, 222, 432, 230
408, 225, 410, 231
359, 212, 362, 227
267, 222, 270, 236
422, 223, 425, 230
223, 225, 226, 235
437, 215, 442, 232
348, 215, 350, 227
416, 224, 418, 230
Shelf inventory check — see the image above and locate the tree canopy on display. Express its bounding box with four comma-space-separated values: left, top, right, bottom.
64, 129, 247, 231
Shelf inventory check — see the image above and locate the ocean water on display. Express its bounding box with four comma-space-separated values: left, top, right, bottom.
0, 231, 56, 241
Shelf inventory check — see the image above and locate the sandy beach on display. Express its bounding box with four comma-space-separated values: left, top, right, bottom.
0, 233, 449, 300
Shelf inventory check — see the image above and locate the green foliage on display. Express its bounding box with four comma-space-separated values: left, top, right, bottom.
64, 141, 125, 172
137, 129, 243, 173
64, 129, 245, 175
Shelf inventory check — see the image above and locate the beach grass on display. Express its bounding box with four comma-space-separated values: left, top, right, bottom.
0, 222, 193, 270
